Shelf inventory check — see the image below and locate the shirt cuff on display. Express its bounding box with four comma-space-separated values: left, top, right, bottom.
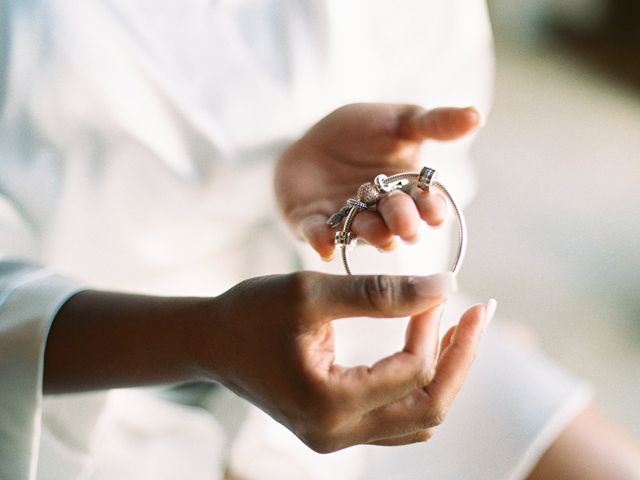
0, 264, 86, 480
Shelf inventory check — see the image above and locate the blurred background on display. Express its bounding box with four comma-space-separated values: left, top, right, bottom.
462, 0, 640, 435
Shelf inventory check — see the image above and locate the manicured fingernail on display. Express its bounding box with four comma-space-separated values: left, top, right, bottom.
465, 106, 485, 128
483, 298, 497, 331
410, 272, 457, 297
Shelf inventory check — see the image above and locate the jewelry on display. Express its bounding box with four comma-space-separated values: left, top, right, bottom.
327, 167, 466, 275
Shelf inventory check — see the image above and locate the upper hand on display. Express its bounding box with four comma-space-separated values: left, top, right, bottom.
275, 103, 481, 259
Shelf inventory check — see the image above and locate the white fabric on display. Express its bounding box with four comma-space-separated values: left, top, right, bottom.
0, 1, 591, 479
0, 263, 85, 480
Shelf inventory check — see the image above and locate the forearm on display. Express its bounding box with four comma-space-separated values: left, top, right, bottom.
43, 290, 217, 394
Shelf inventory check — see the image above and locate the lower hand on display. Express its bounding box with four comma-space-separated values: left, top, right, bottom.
202, 271, 492, 452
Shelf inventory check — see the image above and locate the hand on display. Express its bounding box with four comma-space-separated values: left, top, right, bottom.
202, 271, 492, 452
275, 103, 481, 259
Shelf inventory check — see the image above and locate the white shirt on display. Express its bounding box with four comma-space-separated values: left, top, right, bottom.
1, 2, 589, 479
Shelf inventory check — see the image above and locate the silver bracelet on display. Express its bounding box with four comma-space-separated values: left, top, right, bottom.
327, 167, 467, 275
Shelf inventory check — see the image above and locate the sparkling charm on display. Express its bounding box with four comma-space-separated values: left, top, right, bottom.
357, 182, 382, 205
346, 198, 368, 210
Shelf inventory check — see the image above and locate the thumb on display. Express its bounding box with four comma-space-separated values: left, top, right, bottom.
310, 272, 457, 322
398, 106, 482, 142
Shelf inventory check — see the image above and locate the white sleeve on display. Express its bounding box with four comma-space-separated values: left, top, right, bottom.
0, 194, 86, 480
0, 260, 86, 480
0, 7, 87, 478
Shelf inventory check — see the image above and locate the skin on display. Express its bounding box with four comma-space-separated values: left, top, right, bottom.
527, 405, 640, 480
45, 272, 489, 453
275, 103, 481, 257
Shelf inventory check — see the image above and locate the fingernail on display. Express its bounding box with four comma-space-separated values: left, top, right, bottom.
483, 298, 497, 331
465, 106, 485, 128
410, 272, 457, 297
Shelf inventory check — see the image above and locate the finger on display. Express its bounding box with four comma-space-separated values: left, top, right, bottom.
358, 303, 488, 440
425, 303, 486, 408
404, 303, 444, 361
438, 325, 456, 362
398, 106, 482, 141
368, 428, 435, 446
350, 210, 395, 249
302, 211, 396, 258
332, 303, 445, 412
310, 271, 457, 321
408, 187, 447, 227
332, 350, 432, 414
359, 388, 441, 440
300, 215, 336, 260
376, 190, 421, 242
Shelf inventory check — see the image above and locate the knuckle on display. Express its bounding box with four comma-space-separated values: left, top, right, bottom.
362, 275, 398, 310
407, 361, 436, 392
286, 271, 311, 299
304, 436, 339, 454
414, 363, 436, 388
298, 410, 347, 454
412, 429, 435, 443
432, 116, 450, 138
425, 402, 448, 427
294, 411, 344, 454
285, 271, 317, 314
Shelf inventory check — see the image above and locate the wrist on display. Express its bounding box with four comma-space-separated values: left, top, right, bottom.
45, 290, 229, 393
189, 295, 229, 385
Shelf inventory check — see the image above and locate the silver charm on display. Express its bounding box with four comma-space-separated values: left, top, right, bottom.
347, 198, 369, 210
417, 166, 437, 192
374, 174, 393, 193
334, 231, 357, 248
326, 205, 352, 228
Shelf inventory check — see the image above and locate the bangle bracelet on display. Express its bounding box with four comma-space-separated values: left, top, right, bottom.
327, 167, 467, 275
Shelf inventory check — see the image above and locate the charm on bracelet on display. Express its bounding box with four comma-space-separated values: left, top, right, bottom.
327, 167, 467, 275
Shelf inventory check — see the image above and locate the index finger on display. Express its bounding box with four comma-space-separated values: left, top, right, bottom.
356, 302, 492, 441
330, 303, 444, 413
